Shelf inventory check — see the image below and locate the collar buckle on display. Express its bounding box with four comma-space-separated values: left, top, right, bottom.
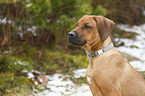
97, 49, 104, 55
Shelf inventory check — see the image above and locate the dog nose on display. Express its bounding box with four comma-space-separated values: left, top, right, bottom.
68, 31, 76, 38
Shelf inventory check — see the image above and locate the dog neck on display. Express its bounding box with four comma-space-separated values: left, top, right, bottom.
84, 37, 112, 54
83, 37, 112, 68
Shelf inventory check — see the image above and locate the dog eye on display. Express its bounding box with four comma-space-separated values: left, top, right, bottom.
84, 24, 92, 30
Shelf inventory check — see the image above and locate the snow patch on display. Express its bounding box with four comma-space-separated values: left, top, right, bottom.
117, 24, 145, 71
34, 69, 92, 96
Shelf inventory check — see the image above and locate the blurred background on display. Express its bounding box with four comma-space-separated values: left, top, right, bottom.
0, 0, 145, 96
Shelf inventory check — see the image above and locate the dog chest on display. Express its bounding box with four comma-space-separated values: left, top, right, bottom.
87, 76, 91, 84
87, 76, 93, 84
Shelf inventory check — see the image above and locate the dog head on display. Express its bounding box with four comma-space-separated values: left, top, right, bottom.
68, 15, 115, 46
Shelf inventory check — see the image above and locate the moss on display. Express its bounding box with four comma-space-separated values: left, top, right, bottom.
0, 54, 33, 73
130, 45, 139, 48
15, 45, 38, 57
0, 73, 14, 94
44, 51, 88, 73
0, 73, 32, 96
71, 77, 87, 85
0, 54, 34, 95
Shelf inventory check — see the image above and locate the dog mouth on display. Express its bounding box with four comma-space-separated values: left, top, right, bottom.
68, 31, 87, 46
68, 38, 87, 46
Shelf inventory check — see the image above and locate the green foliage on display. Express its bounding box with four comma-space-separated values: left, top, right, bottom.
0, 0, 17, 3
0, 0, 109, 48
0, 53, 34, 95
93, 5, 107, 16
16, 45, 37, 57
45, 51, 88, 73
0, 73, 32, 96
51, 0, 76, 15
26, 0, 51, 27
0, 73, 14, 95
75, 0, 93, 18
27, 0, 51, 14
0, 54, 33, 73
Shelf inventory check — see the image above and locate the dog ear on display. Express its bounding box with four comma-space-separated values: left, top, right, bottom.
93, 16, 115, 41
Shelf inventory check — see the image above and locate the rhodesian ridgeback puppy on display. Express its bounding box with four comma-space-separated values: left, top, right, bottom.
68, 15, 145, 96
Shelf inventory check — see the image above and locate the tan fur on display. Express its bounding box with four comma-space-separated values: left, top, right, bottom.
73, 15, 145, 96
